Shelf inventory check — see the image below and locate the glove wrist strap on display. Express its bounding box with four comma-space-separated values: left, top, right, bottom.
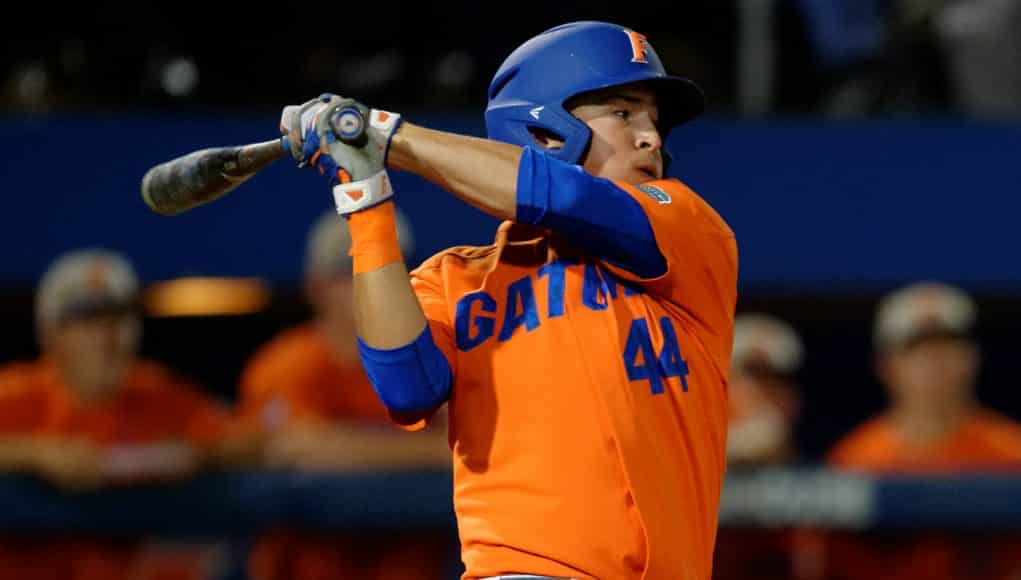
332, 169, 393, 215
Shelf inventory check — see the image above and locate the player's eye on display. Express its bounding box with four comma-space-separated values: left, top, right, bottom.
614, 109, 630, 120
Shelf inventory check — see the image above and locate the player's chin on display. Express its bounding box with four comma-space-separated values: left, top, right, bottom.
625, 167, 659, 184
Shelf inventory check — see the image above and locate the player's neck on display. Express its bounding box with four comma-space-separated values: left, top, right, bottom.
889, 401, 975, 447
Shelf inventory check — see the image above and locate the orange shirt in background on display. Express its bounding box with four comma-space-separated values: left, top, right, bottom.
239, 323, 449, 580
409, 179, 737, 580
0, 358, 231, 580
829, 410, 1021, 473
824, 409, 1021, 580
0, 359, 227, 446
239, 323, 391, 429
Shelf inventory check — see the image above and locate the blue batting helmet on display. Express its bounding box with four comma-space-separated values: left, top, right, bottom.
485, 21, 704, 165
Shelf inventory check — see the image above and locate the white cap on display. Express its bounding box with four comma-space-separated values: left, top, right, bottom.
303, 207, 416, 280
874, 281, 976, 351
36, 249, 140, 334
732, 313, 804, 375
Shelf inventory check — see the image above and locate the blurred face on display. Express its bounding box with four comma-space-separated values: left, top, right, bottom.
727, 368, 800, 464
879, 336, 979, 415
729, 371, 800, 421
564, 82, 665, 184
47, 314, 137, 402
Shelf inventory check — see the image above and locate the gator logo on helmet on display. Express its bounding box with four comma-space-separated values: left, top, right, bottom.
625, 29, 649, 64
637, 184, 672, 204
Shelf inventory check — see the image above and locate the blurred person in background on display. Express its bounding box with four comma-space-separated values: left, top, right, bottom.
830, 281, 1021, 471
725, 313, 805, 468
0, 248, 237, 580
239, 209, 452, 580
823, 281, 1021, 580
714, 313, 823, 580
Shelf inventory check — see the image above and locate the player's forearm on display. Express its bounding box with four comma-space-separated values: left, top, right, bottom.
387, 122, 520, 221
388, 124, 665, 277
0, 438, 42, 472
204, 427, 269, 468
353, 261, 427, 349
347, 203, 452, 415
344, 432, 451, 469
314, 427, 451, 470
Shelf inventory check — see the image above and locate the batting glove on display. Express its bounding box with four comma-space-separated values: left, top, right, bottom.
279, 93, 402, 215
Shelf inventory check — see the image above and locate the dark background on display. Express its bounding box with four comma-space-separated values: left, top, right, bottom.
3, 0, 1019, 461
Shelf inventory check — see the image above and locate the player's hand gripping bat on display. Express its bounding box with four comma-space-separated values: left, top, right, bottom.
140, 105, 367, 216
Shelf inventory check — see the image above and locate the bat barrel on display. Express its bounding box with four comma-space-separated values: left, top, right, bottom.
141, 139, 286, 216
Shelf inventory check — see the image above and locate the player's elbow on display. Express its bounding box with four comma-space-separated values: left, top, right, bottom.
374, 376, 449, 414
357, 328, 453, 414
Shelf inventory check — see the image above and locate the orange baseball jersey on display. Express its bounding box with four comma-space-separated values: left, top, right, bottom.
828, 410, 1021, 473
239, 323, 391, 428
0, 358, 230, 580
410, 178, 738, 579
0, 358, 228, 446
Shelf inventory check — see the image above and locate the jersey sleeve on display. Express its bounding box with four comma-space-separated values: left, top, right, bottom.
604, 179, 738, 330
409, 263, 458, 379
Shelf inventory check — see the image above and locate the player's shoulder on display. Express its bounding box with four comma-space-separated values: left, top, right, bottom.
972, 409, 1021, 442
410, 244, 499, 280
631, 178, 734, 238
0, 361, 44, 396
827, 415, 893, 466
250, 324, 321, 361
240, 323, 325, 389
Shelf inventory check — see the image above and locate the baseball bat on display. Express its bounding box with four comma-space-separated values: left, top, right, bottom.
141, 139, 287, 216
141, 105, 368, 216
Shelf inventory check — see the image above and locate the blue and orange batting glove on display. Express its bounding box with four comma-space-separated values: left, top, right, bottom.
279, 93, 403, 215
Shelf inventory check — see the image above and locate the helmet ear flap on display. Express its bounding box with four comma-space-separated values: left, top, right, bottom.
526, 126, 567, 151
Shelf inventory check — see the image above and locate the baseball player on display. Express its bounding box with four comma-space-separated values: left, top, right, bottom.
726, 313, 806, 467
0, 249, 233, 580
279, 21, 738, 580
823, 282, 1021, 580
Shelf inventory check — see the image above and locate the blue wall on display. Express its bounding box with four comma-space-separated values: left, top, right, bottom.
3, 113, 1019, 293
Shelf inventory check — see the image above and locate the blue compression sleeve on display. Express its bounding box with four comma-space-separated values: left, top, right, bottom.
516, 148, 667, 278
357, 326, 452, 414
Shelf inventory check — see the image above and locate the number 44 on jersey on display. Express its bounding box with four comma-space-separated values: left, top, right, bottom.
623, 317, 690, 395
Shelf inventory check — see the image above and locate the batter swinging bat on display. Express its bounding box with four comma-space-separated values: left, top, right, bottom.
141, 105, 367, 216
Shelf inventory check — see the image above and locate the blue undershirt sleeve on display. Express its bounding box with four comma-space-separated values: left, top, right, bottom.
515, 147, 667, 278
